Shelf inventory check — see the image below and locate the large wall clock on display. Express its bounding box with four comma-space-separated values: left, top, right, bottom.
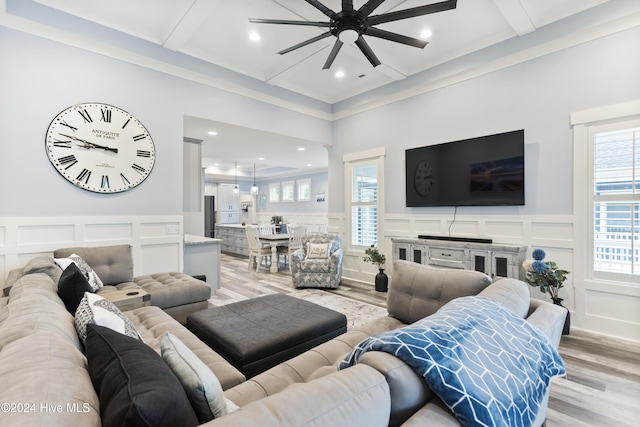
45, 103, 155, 193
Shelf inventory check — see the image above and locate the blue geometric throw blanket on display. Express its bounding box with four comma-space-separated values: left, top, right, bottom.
339, 296, 566, 427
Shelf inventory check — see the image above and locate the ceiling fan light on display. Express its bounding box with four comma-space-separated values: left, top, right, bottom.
338, 29, 358, 44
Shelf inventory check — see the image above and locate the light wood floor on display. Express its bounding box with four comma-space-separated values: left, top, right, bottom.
216, 253, 640, 426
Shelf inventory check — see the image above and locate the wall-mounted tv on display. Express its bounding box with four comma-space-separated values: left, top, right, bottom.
406, 130, 525, 207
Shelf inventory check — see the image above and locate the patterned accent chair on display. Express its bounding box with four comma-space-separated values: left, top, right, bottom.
291, 234, 343, 289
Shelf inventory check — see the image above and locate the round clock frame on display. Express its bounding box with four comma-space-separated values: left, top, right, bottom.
45, 103, 155, 193
414, 160, 435, 197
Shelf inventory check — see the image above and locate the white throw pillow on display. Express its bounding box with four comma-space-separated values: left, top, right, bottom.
306, 242, 332, 259
74, 292, 140, 344
161, 332, 238, 422
55, 254, 104, 291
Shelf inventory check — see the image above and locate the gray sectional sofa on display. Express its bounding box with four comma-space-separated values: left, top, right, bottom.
0, 252, 567, 427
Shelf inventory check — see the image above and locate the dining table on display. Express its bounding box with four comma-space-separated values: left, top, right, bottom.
258, 233, 290, 273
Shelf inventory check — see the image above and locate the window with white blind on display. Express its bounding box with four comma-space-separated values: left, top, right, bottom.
589, 121, 639, 279
345, 149, 384, 249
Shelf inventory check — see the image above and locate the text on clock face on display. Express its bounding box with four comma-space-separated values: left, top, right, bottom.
45, 103, 155, 193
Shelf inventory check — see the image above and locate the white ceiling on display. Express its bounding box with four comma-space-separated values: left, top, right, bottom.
22, 0, 611, 178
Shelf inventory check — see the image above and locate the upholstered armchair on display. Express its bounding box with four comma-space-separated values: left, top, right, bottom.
291, 234, 343, 289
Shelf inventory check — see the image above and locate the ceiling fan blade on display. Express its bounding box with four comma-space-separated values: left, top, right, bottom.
322, 39, 344, 70
278, 32, 333, 55
368, 0, 457, 26
249, 18, 330, 27
342, 0, 354, 12
355, 37, 381, 67
358, 0, 386, 17
305, 0, 336, 18
365, 27, 428, 48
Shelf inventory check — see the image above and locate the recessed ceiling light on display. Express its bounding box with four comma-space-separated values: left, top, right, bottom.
335, 70, 345, 78
297, 147, 305, 151
214, 163, 219, 166
307, 164, 312, 167
258, 157, 265, 160
208, 131, 218, 136
420, 29, 433, 39
249, 32, 261, 42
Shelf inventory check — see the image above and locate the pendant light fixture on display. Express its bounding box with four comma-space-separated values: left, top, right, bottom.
251, 163, 258, 195
233, 161, 239, 194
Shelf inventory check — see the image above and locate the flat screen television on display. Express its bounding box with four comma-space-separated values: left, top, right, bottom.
405, 130, 525, 207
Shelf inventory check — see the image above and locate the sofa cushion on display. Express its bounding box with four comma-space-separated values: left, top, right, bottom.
478, 278, 530, 318
75, 292, 140, 344
85, 324, 198, 427
21, 255, 62, 284
58, 263, 94, 314
55, 254, 104, 291
210, 364, 390, 427
161, 331, 238, 423
54, 245, 134, 286
133, 272, 211, 309
387, 260, 492, 324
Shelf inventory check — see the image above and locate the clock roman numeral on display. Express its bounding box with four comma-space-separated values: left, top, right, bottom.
58, 154, 77, 169
137, 150, 151, 158
101, 175, 110, 189
53, 139, 72, 148
131, 164, 146, 175
59, 120, 77, 132
100, 109, 112, 123
122, 118, 131, 129
120, 173, 131, 185
76, 168, 91, 184
78, 109, 93, 124
132, 134, 146, 142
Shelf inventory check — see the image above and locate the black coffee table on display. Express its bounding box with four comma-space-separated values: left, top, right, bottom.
186, 293, 347, 378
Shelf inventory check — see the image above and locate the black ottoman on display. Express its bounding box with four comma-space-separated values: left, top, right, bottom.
187, 294, 347, 378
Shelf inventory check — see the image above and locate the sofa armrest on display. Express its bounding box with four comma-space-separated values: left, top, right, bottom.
526, 299, 567, 349
205, 365, 390, 427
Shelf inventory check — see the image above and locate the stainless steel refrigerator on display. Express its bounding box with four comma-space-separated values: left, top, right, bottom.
204, 196, 216, 238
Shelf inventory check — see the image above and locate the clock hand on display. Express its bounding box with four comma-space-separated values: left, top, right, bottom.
59, 133, 118, 153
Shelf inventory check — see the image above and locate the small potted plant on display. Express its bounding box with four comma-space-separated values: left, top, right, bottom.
364, 244, 388, 292
523, 248, 571, 334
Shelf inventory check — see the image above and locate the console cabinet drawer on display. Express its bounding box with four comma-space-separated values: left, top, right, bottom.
428, 247, 465, 263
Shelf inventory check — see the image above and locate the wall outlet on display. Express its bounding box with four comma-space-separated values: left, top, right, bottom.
165, 224, 180, 235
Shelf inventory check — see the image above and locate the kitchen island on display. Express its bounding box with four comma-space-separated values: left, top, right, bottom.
184, 234, 222, 293
215, 224, 249, 257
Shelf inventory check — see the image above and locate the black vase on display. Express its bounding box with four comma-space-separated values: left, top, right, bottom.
552, 297, 570, 335
375, 269, 388, 292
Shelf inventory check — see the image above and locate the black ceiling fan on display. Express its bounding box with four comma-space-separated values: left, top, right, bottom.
249, 0, 457, 69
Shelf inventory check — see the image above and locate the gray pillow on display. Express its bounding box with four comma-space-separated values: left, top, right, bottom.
161, 332, 238, 422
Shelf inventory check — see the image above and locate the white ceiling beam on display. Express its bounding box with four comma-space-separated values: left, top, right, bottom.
163, 0, 223, 51
492, 0, 536, 36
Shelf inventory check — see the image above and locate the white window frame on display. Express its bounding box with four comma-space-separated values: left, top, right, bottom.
572, 100, 640, 285
344, 148, 385, 255
296, 178, 311, 202
268, 183, 280, 203
282, 180, 294, 203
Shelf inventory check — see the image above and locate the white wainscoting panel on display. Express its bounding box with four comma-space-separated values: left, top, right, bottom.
0, 216, 184, 288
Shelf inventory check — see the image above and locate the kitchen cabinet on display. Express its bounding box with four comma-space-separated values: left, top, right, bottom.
217, 183, 240, 224
392, 238, 527, 280
215, 224, 249, 257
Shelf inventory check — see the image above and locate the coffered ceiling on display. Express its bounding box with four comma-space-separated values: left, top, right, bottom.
28, 0, 609, 104
7, 0, 619, 179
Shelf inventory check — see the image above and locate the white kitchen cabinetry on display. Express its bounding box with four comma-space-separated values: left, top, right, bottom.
218, 183, 239, 224
391, 238, 527, 280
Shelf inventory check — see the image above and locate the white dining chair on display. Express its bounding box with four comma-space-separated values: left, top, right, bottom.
283, 225, 306, 270
245, 226, 272, 272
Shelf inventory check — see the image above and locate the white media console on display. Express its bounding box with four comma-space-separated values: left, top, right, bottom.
391, 237, 527, 281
